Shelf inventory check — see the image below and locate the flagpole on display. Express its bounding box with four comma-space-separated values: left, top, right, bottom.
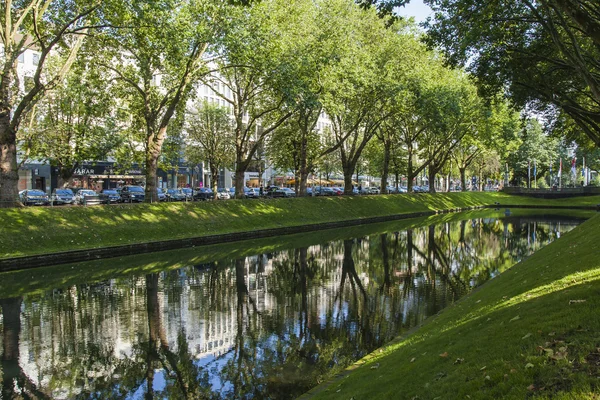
534, 160, 537, 189
528, 160, 531, 188
559, 158, 562, 190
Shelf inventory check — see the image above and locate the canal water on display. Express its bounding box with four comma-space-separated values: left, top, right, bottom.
0, 209, 592, 399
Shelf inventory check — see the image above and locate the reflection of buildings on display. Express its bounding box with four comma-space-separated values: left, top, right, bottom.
4, 216, 582, 397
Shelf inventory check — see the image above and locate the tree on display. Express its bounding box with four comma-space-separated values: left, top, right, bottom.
425, 0, 600, 147
0, 0, 99, 207
453, 98, 521, 191
96, 0, 230, 202
319, 0, 396, 195
205, 0, 302, 198
21, 56, 121, 188
185, 101, 235, 199
507, 119, 557, 187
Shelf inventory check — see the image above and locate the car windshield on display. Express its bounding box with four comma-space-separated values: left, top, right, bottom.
28, 190, 45, 195
218, 188, 226, 193
128, 186, 144, 192
181, 188, 191, 193
167, 189, 178, 193
81, 190, 96, 195
104, 190, 118, 194
56, 189, 72, 195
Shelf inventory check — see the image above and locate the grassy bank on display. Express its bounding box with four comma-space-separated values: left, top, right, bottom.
306, 213, 600, 400
1, 192, 599, 259
3, 208, 590, 299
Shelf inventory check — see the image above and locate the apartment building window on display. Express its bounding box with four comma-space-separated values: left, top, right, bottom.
32, 53, 39, 66
18, 53, 24, 63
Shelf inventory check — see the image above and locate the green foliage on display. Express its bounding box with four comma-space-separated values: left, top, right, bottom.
20, 55, 121, 185
507, 119, 557, 187
425, 0, 600, 147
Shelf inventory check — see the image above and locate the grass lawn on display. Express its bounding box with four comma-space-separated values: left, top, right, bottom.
1, 192, 599, 259
305, 213, 600, 400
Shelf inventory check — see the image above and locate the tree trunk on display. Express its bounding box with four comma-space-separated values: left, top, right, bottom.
380, 141, 390, 194
144, 127, 167, 203
211, 165, 219, 200
234, 161, 247, 199
428, 167, 436, 194
407, 148, 414, 193
0, 111, 20, 208
343, 163, 355, 195
460, 167, 467, 192
298, 135, 308, 197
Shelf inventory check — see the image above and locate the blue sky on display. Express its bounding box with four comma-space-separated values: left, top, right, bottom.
396, 0, 433, 24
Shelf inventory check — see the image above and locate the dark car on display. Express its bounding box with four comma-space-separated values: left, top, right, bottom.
156, 188, 167, 202
315, 186, 335, 196
100, 189, 121, 204
19, 189, 50, 206
51, 188, 74, 205
120, 185, 145, 203
166, 188, 186, 201
193, 187, 213, 201
271, 187, 296, 198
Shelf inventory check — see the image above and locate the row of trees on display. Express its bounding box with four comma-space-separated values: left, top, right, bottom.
3, 0, 596, 206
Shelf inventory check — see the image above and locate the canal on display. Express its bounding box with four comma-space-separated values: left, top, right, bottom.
0, 209, 593, 399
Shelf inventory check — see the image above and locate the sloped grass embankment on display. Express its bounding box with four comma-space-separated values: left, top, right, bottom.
305, 213, 600, 400
1, 192, 599, 259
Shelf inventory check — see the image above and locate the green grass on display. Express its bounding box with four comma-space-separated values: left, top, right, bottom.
0, 192, 598, 259
4, 207, 590, 299
305, 213, 600, 400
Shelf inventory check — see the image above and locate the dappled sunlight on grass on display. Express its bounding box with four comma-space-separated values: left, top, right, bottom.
1, 193, 598, 259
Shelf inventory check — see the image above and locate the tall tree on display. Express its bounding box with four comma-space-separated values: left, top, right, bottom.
22, 55, 120, 188
96, 0, 230, 202
185, 101, 235, 198
425, 0, 600, 147
319, 0, 396, 195
0, 0, 99, 207
205, 0, 303, 198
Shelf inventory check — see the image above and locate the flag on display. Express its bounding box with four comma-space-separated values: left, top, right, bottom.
571, 157, 576, 176
558, 158, 562, 178
533, 160, 537, 177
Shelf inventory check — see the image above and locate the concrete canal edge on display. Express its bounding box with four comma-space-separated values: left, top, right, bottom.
1, 204, 597, 272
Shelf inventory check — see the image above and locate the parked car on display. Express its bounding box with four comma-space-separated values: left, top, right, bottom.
216, 188, 231, 200
181, 187, 193, 200
156, 188, 167, 202
264, 186, 281, 197
100, 189, 121, 204
315, 186, 335, 196
244, 187, 257, 199
193, 187, 213, 200
331, 187, 344, 196
51, 188, 74, 205
19, 189, 50, 206
368, 187, 381, 195
75, 189, 98, 205
120, 185, 145, 203
166, 188, 186, 201
272, 187, 296, 198
398, 186, 408, 193
252, 188, 261, 198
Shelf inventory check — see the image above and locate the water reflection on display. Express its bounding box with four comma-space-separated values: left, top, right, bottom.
0, 214, 585, 399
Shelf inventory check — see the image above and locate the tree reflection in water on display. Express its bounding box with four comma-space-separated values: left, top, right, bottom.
0, 214, 583, 399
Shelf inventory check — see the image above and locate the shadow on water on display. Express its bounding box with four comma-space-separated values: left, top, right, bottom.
0, 209, 593, 399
